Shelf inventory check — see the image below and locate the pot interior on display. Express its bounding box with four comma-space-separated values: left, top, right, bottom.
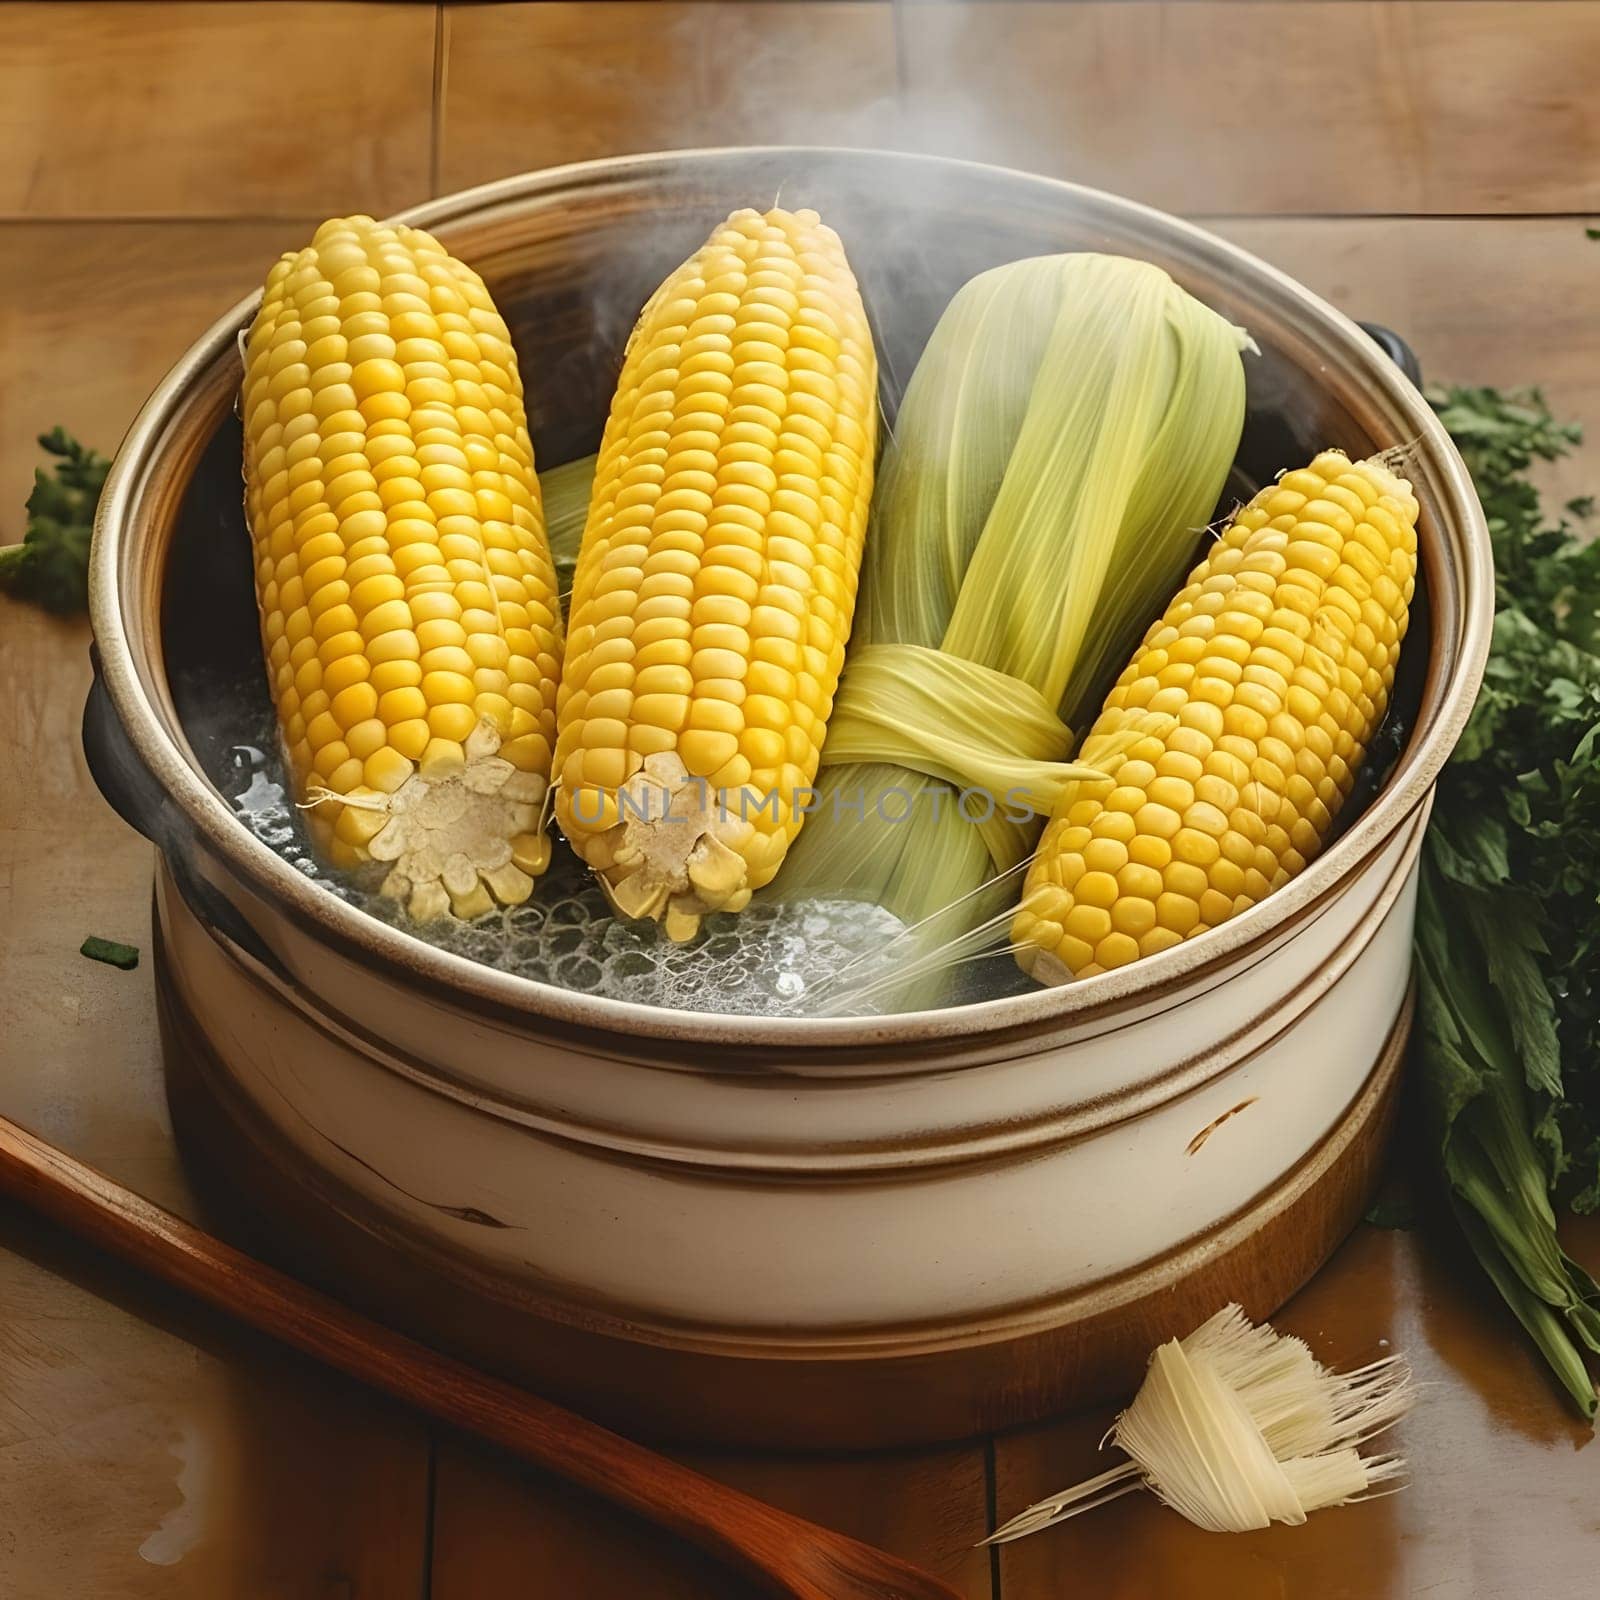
148, 150, 1439, 1018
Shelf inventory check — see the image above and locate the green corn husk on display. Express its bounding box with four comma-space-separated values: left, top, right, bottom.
538, 451, 597, 596
777, 253, 1251, 984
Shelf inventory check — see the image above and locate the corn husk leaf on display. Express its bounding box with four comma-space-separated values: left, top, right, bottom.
538, 452, 596, 596
777, 253, 1250, 974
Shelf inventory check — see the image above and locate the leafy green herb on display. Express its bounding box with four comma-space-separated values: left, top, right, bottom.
79, 936, 140, 971
1418, 381, 1600, 1416
0, 428, 109, 616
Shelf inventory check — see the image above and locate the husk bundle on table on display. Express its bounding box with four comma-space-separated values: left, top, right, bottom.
776, 252, 1252, 967
987, 1304, 1412, 1543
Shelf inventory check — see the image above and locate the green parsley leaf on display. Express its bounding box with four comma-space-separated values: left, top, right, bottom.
0, 429, 109, 616
1417, 379, 1600, 1416
79, 936, 140, 971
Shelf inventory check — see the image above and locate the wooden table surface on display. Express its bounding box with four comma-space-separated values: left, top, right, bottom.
2, 4, 1599, 1596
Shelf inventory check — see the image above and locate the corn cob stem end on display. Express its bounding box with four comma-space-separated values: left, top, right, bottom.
573, 752, 755, 943
308, 719, 550, 922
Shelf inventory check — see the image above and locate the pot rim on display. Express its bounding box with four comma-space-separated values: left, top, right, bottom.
90, 144, 1492, 1052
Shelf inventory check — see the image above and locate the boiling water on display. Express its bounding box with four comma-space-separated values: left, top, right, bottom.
200, 671, 1401, 1019
208, 688, 1026, 1016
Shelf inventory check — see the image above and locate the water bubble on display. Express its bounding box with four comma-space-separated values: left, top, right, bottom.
216, 692, 916, 1016
556, 955, 605, 989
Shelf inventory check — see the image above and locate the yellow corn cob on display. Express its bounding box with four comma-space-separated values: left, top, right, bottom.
242, 214, 562, 921
1013, 450, 1419, 984
554, 206, 877, 941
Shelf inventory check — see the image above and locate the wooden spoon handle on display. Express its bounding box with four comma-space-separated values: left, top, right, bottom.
0, 1113, 962, 1600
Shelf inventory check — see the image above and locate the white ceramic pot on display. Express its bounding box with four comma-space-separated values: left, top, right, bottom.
87, 149, 1490, 1447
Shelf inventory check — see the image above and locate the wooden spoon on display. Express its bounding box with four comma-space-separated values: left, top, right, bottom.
0, 1113, 964, 1600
